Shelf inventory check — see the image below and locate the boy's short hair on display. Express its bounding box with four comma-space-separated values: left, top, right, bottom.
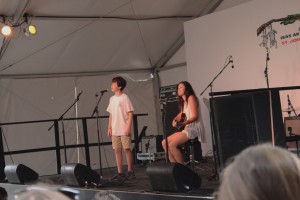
112, 77, 126, 91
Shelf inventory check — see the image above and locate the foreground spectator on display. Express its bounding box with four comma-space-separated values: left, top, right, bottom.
216, 144, 300, 200
0, 187, 7, 200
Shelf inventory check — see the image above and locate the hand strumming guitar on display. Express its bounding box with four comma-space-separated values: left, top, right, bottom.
174, 113, 186, 131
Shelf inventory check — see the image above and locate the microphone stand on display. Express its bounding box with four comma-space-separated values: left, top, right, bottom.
287, 95, 298, 116
161, 100, 169, 162
91, 91, 108, 186
200, 59, 232, 96
264, 48, 270, 88
48, 94, 81, 164
200, 58, 233, 181
161, 93, 175, 162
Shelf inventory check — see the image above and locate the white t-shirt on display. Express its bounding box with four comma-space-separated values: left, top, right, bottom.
106, 93, 134, 136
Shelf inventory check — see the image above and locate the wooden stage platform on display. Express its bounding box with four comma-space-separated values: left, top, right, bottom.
0, 158, 219, 200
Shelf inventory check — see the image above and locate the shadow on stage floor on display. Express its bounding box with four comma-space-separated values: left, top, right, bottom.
0, 157, 219, 200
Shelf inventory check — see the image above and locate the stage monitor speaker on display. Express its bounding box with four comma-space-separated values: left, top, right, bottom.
61, 163, 100, 187
146, 162, 201, 192
4, 164, 39, 184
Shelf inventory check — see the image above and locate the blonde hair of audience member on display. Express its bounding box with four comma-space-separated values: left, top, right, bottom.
92, 191, 120, 200
14, 187, 72, 200
216, 144, 300, 200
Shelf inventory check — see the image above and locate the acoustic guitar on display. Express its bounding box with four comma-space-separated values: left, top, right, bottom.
175, 113, 186, 131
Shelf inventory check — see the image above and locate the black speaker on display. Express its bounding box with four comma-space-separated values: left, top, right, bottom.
146, 162, 201, 192
61, 163, 100, 187
210, 90, 285, 168
4, 164, 39, 184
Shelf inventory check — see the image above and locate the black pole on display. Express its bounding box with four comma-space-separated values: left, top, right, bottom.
0, 126, 6, 179
161, 103, 169, 162
54, 120, 61, 174
92, 92, 104, 178
207, 85, 219, 181
61, 118, 67, 163
82, 119, 91, 168
264, 48, 270, 89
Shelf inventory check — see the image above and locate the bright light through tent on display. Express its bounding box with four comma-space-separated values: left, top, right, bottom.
1, 25, 12, 37
28, 24, 37, 35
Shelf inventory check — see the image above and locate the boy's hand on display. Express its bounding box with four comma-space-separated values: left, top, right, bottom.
108, 128, 112, 137
125, 127, 131, 136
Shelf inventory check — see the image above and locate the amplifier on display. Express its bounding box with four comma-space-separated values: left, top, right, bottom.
285, 116, 300, 135
137, 152, 165, 161
141, 135, 163, 153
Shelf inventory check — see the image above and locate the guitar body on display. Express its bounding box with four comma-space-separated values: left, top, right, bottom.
176, 113, 186, 131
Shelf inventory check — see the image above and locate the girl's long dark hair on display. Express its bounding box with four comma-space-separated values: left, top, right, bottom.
177, 81, 196, 112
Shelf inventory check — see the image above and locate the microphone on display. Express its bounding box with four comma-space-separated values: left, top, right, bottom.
161, 92, 176, 105
229, 56, 234, 68
76, 91, 83, 100
100, 89, 109, 93
287, 95, 291, 106
165, 92, 176, 99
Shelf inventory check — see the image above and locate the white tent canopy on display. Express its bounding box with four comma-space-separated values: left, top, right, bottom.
0, 0, 227, 78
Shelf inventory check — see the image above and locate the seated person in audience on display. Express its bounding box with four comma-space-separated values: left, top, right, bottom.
162, 81, 203, 164
215, 144, 300, 200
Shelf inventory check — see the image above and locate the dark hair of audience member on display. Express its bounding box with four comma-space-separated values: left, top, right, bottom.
0, 187, 7, 200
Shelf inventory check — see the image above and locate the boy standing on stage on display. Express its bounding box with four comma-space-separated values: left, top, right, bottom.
107, 76, 135, 181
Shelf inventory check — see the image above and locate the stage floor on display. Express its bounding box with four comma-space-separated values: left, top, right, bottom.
1, 158, 219, 200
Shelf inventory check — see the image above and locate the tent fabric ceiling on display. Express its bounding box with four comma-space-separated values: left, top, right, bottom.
0, 0, 222, 78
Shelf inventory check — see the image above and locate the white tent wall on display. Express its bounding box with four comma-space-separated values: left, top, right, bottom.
0, 73, 157, 175
158, 45, 187, 86
159, 66, 187, 87
184, 0, 300, 155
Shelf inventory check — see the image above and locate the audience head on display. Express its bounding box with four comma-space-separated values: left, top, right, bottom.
0, 187, 7, 200
92, 191, 120, 200
14, 186, 74, 200
216, 144, 300, 200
